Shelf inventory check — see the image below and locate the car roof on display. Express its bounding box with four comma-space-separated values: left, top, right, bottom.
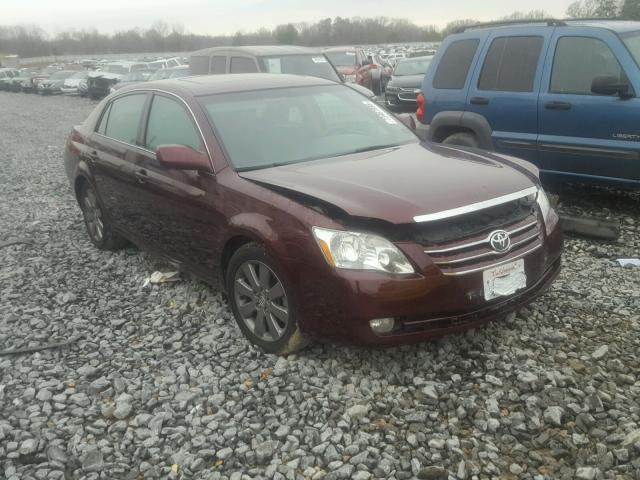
565, 19, 640, 33
191, 45, 323, 56
455, 19, 640, 35
398, 55, 433, 62
122, 73, 335, 97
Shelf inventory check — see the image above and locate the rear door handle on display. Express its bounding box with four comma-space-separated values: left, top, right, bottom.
470, 96, 490, 105
135, 169, 148, 183
544, 101, 572, 110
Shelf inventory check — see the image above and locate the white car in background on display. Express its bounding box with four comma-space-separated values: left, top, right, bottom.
61, 71, 89, 95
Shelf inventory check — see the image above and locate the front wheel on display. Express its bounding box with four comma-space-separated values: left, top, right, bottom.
226, 243, 310, 355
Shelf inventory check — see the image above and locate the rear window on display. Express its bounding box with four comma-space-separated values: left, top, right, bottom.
478, 36, 543, 92
433, 39, 479, 89
258, 54, 341, 82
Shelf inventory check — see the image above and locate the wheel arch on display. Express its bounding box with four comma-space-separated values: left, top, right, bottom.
429, 111, 493, 150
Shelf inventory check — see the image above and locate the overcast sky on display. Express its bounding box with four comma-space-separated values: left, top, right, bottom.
5, 0, 576, 35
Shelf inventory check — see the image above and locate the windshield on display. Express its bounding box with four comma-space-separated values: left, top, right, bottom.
324, 51, 357, 67
258, 55, 341, 82
201, 85, 416, 171
104, 65, 128, 74
622, 30, 640, 67
394, 57, 432, 76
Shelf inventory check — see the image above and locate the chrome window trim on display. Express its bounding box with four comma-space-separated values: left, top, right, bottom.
413, 186, 538, 223
97, 88, 215, 173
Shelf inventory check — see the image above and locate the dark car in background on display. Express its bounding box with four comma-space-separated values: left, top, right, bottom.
110, 65, 190, 93
0, 68, 20, 90
385, 56, 433, 112
38, 70, 77, 95
109, 69, 156, 93
87, 61, 150, 99
65, 73, 561, 354
189, 45, 375, 98
324, 46, 385, 95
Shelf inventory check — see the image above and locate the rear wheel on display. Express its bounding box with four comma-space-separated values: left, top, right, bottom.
442, 132, 480, 148
227, 243, 310, 355
79, 183, 127, 250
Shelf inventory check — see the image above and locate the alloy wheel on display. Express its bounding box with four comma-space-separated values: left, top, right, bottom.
82, 188, 104, 243
233, 260, 289, 342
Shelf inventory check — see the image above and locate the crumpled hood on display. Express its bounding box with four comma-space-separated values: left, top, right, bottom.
240, 142, 537, 225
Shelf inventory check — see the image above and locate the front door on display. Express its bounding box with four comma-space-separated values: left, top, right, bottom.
538, 29, 640, 182
130, 93, 223, 279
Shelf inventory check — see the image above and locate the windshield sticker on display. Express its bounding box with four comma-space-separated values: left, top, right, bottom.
267, 58, 282, 73
362, 100, 397, 124
311, 56, 328, 63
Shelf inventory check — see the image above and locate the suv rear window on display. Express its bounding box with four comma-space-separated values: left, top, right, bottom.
478, 36, 543, 92
433, 39, 479, 89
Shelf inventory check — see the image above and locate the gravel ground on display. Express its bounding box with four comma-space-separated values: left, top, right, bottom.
1, 91, 640, 480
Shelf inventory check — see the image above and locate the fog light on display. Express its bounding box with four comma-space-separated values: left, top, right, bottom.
369, 317, 395, 334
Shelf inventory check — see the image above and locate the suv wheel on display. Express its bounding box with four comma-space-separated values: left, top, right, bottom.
79, 183, 127, 250
227, 243, 310, 355
442, 132, 479, 148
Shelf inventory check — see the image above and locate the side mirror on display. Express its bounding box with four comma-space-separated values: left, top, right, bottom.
591, 75, 632, 98
156, 145, 211, 171
395, 113, 416, 131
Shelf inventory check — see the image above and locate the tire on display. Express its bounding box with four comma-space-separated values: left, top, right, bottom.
79, 183, 128, 251
442, 132, 480, 148
226, 243, 310, 355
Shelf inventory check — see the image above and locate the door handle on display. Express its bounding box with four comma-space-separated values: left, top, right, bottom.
470, 96, 490, 105
544, 101, 572, 110
135, 169, 148, 183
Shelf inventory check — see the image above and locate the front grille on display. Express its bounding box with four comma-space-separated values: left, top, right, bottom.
423, 212, 542, 276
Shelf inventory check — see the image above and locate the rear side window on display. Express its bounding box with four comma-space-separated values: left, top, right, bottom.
103, 94, 147, 145
145, 95, 202, 151
551, 36, 624, 95
189, 56, 209, 75
230, 57, 258, 73
209, 56, 226, 74
478, 36, 543, 92
433, 39, 479, 89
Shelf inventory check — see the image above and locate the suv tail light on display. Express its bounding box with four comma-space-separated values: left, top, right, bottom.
416, 94, 425, 122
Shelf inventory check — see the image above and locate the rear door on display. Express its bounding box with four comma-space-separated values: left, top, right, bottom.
88, 92, 150, 237
466, 29, 550, 163
538, 28, 640, 182
130, 93, 222, 277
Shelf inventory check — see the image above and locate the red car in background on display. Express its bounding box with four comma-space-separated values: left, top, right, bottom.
324, 46, 389, 95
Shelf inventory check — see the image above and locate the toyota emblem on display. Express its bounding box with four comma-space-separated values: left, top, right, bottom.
489, 230, 511, 253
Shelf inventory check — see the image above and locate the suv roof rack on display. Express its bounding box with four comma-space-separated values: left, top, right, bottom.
454, 19, 567, 34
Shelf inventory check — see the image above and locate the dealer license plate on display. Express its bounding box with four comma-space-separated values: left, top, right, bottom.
483, 259, 526, 301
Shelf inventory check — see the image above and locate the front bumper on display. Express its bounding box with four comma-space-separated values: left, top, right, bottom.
292, 222, 562, 346
385, 91, 419, 112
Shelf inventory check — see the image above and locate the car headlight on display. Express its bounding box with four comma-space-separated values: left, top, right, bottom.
312, 227, 414, 274
536, 187, 559, 234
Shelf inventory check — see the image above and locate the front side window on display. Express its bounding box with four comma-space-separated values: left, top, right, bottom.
478, 36, 543, 92
230, 57, 258, 73
258, 55, 341, 82
145, 95, 201, 151
201, 85, 417, 171
550, 36, 624, 95
102, 94, 147, 145
433, 39, 480, 89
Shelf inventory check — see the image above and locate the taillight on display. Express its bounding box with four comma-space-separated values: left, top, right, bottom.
416, 94, 425, 122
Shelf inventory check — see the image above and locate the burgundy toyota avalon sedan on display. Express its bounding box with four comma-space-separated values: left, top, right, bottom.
64, 74, 562, 354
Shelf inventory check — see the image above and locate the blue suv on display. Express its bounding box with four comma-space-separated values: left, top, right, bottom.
416, 19, 640, 188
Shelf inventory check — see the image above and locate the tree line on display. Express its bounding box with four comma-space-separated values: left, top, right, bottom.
2, 1, 640, 59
